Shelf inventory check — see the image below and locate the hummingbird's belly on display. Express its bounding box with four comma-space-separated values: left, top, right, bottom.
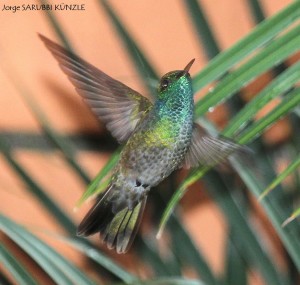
135, 145, 187, 186
119, 120, 193, 187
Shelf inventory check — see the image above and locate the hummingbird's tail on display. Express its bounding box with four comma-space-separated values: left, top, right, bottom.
77, 185, 147, 254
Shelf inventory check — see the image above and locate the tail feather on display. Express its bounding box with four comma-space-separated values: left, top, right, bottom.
77, 185, 146, 254
77, 186, 114, 236
105, 197, 147, 253
120, 197, 146, 253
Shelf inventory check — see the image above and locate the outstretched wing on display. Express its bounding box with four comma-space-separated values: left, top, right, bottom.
184, 123, 247, 168
39, 34, 153, 143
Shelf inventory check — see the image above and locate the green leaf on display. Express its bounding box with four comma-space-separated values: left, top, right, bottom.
158, 69, 300, 284
238, 87, 300, 145
0, 66, 91, 185
260, 154, 300, 200
185, 0, 245, 114
76, 149, 120, 207
0, 131, 115, 152
223, 229, 248, 285
0, 136, 136, 282
223, 61, 300, 137
138, 190, 210, 278
112, 278, 205, 285
0, 244, 38, 285
184, 0, 221, 59
167, 217, 220, 285
246, 0, 266, 24
99, 0, 159, 96
157, 167, 209, 238
230, 156, 300, 270
159, 168, 283, 285
245, 0, 288, 78
192, 1, 300, 92
136, 237, 176, 276
0, 215, 95, 285
282, 207, 300, 228
58, 237, 137, 283
0, 135, 76, 234
203, 171, 282, 285
22, 92, 91, 184
158, 86, 300, 239
195, 24, 300, 117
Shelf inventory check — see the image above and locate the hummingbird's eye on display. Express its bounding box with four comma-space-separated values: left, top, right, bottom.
160, 78, 170, 91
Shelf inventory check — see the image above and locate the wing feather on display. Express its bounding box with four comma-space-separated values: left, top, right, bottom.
184, 123, 247, 168
39, 34, 153, 143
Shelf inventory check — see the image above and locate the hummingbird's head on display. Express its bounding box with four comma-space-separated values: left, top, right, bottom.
157, 59, 195, 100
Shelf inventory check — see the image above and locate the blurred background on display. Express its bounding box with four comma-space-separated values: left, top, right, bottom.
1, 1, 299, 285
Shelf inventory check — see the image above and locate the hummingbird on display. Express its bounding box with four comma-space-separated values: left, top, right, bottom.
40, 34, 244, 254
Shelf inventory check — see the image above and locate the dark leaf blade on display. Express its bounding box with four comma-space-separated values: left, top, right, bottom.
238, 88, 300, 145
260, 154, 300, 200
0, 136, 137, 282
0, 135, 76, 234
223, 229, 248, 285
184, 0, 221, 59
77, 149, 120, 206
99, 0, 159, 96
60, 236, 137, 283
0, 64, 91, 184
0, 244, 38, 285
192, 1, 300, 92
203, 171, 282, 285
39, 0, 74, 51
159, 86, 300, 243
230, 156, 300, 270
195, 24, 300, 117
112, 277, 205, 285
0, 215, 94, 285
223, 61, 300, 137
168, 217, 220, 285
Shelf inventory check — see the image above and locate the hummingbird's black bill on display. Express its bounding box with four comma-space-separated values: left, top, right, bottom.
183, 58, 195, 75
